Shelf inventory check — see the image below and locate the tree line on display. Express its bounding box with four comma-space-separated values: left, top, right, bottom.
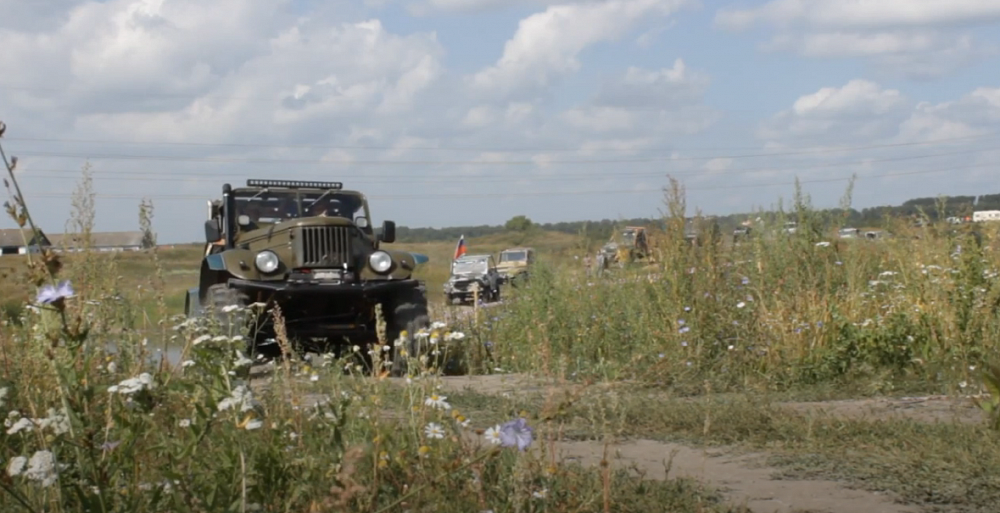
393, 193, 1000, 244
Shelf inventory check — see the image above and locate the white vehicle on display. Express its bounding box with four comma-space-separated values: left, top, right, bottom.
973, 210, 1000, 223
838, 227, 860, 239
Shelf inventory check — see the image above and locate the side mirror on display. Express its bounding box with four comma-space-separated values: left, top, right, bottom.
204, 219, 222, 243
379, 220, 396, 243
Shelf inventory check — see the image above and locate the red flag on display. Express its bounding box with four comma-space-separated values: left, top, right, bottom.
453, 235, 467, 260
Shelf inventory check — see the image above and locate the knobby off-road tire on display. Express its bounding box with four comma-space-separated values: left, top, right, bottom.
384, 284, 431, 377
206, 283, 278, 361
207, 283, 250, 335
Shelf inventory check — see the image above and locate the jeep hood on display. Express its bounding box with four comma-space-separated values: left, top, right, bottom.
237, 215, 361, 242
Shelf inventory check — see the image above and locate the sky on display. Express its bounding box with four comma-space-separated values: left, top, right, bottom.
1, 0, 999, 244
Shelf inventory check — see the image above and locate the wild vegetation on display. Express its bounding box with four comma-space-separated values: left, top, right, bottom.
2, 123, 1000, 512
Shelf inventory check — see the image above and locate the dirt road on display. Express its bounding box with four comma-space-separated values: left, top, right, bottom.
434, 374, 982, 513
248, 302, 986, 513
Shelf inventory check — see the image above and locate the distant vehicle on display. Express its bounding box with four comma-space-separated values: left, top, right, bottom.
612, 226, 653, 266
685, 217, 722, 247
865, 230, 889, 241
732, 226, 752, 244
838, 227, 860, 239
444, 254, 501, 305
496, 247, 535, 286
973, 210, 1000, 223
782, 221, 798, 235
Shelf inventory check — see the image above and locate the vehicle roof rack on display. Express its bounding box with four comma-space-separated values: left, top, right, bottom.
246, 179, 343, 189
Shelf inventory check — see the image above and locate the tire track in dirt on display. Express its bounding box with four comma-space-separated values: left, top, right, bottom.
432, 373, 979, 513
255, 369, 968, 513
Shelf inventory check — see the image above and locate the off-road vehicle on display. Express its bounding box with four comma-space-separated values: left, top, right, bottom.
443, 254, 501, 305
602, 226, 653, 268
496, 247, 535, 286
183, 179, 430, 373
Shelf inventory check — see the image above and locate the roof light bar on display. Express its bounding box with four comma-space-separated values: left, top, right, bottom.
246, 179, 343, 189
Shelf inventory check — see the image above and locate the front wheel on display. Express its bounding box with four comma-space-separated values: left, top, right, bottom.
205, 283, 279, 361
206, 283, 250, 336
383, 285, 431, 377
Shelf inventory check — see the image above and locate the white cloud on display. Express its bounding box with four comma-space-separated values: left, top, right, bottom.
74, 17, 445, 143
715, 1, 1000, 79
741, 80, 1000, 214
593, 59, 709, 108
560, 59, 718, 135
0, 0, 719, 240
715, 0, 1000, 32
469, 0, 691, 99
757, 79, 911, 145
4, 0, 997, 241
403, 0, 613, 15
462, 105, 497, 127
895, 87, 1000, 142
791, 79, 905, 116
634, 23, 673, 48
762, 30, 993, 80
461, 102, 537, 128
766, 31, 942, 58
704, 157, 733, 172
763, 80, 1000, 147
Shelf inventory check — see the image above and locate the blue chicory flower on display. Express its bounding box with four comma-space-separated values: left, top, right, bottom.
498, 418, 533, 451
37, 280, 74, 304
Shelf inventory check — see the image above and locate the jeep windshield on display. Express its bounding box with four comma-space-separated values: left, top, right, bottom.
233, 189, 368, 227
499, 251, 527, 262
451, 258, 488, 275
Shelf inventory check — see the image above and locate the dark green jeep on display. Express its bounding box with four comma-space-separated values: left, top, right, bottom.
184, 179, 430, 373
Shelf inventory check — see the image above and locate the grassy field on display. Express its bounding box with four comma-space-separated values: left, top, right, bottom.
0, 229, 584, 326
2, 177, 1000, 512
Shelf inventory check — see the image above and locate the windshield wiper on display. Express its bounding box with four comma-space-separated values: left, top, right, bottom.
307, 189, 333, 210
247, 188, 269, 201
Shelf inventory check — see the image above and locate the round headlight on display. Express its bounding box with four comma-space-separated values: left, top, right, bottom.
369, 251, 392, 273
255, 250, 280, 273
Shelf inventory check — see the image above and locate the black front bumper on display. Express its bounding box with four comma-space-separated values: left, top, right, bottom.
228, 277, 421, 296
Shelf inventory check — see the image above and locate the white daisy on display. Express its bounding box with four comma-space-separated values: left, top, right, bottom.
484, 425, 502, 445
424, 394, 451, 410
424, 422, 445, 439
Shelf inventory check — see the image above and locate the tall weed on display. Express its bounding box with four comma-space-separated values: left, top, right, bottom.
464, 182, 999, 395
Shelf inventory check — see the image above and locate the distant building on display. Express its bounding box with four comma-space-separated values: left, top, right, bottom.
0, 228, 50, 256
973, 210, 1000, 223
46, 231, 148, 252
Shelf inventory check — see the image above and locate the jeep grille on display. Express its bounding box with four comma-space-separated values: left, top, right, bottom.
296, 226, 352, 267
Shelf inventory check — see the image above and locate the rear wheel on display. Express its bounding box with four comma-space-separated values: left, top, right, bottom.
383, 284, 431, 377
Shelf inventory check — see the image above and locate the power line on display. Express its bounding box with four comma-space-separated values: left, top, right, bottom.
13, 146, 1000, 182
14, 162, 996, 202
6, 130, 998, 154
14, 138, 1000, 166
